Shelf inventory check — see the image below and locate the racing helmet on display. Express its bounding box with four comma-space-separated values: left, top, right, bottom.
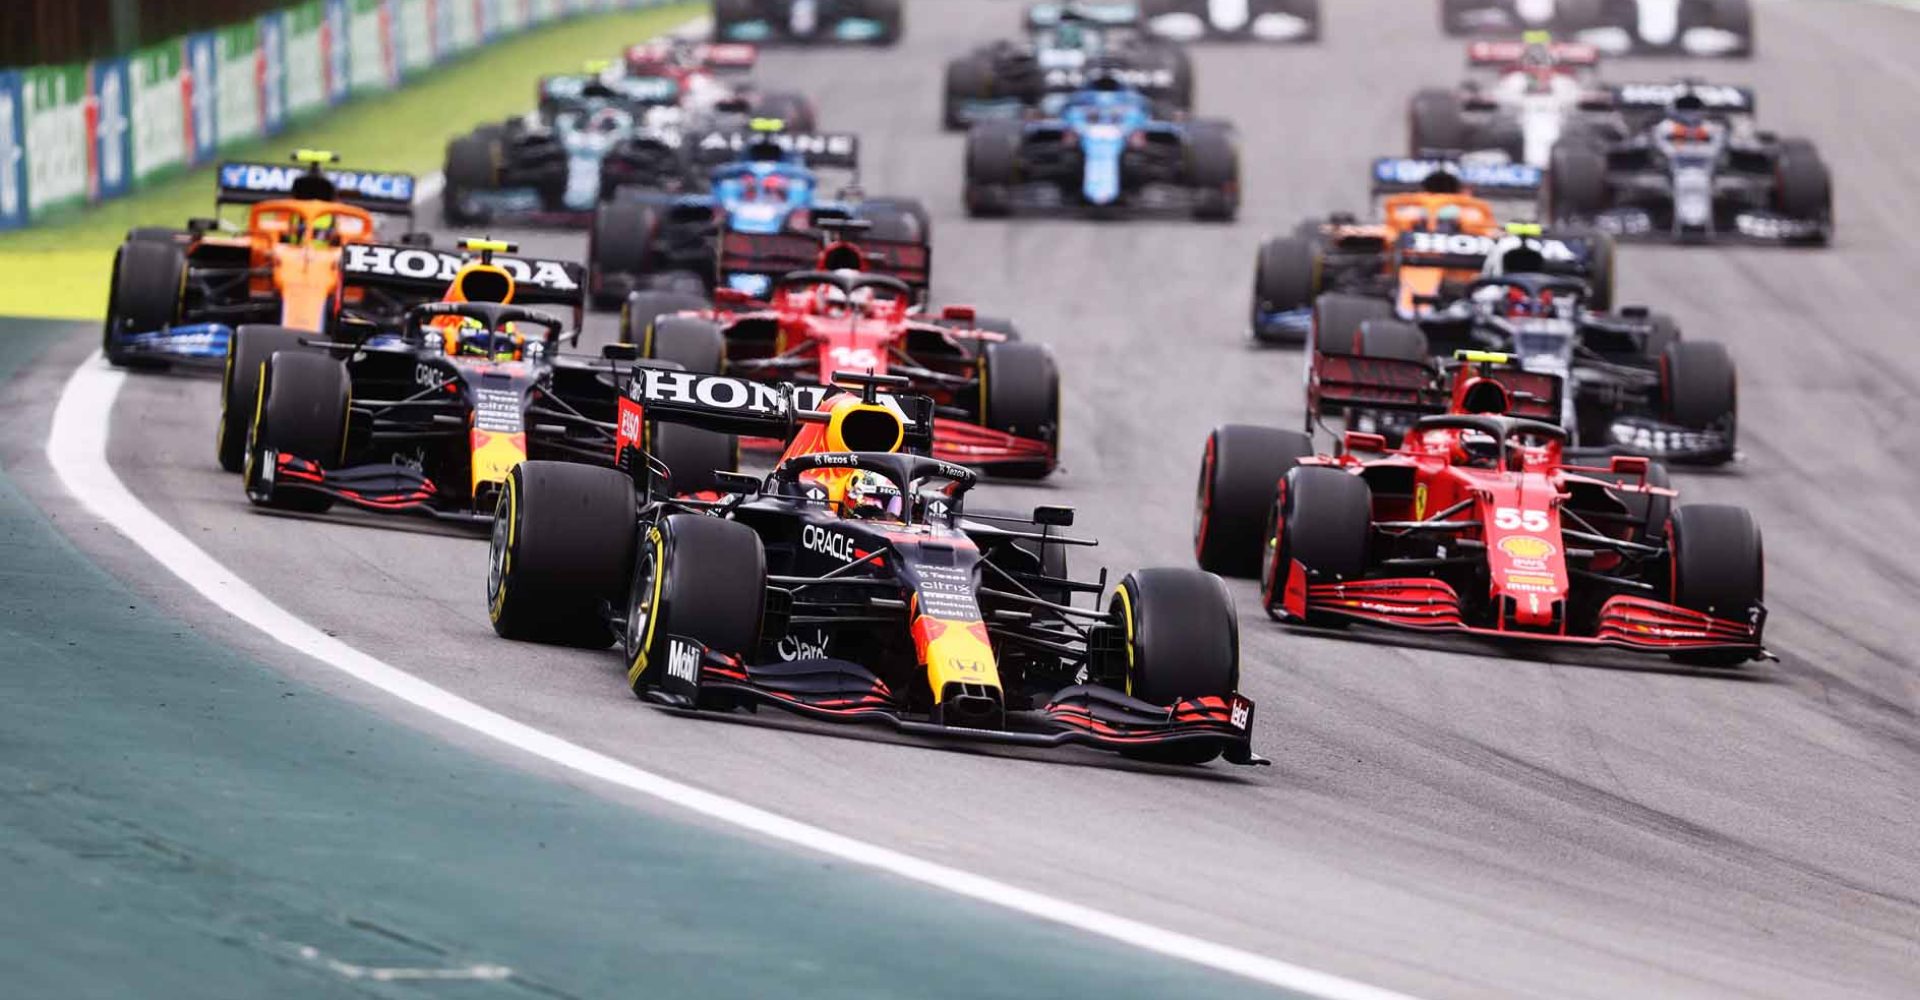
1420, 169, 1465, 196
1518, 42, 1557, 90
1459, 378, 1511, 415
1433, 203, 1464, 234
1454, 429, 1502, 469
444, 318, 525, 361
842, 469, 903, 520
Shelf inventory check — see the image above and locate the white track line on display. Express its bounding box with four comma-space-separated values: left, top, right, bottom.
47, 354, 1422, 1000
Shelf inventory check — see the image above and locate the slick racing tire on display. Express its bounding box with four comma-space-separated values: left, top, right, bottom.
1194, 424, 1314, 578
1549, 143, 1610, 223
979, 341, 1060, 479
1109, 568, 1239, 765
1583, 230, 1618, 312
625, 514, 767, 697
1668, 504, 1764, 665
244, 352, 349, 514
859, 197, 933, 244
942, 55, 994, 131
1251, 236, 1322, 344
1310, 293, 1397, 357
1774, 139, 1831, 240
590, 200, 661, 310
1353, 319, 1430, 362
1660, 341, 1737, 432
219, 325, 315, 473
643, 316, 726, 374
1409, 88, 1470, 156
866, 0, 904, 45
754, 91, 816, 134
1185, 120, 1239, 221
489, 461, 638, 648
648, 421, 738, 498
104, 240, 187, 370
442, 132, 500, 227
621, 290, 710, 348
1262, 466, 1372, 625
1706, 0, 1755, 56
964, 121, 1022, 218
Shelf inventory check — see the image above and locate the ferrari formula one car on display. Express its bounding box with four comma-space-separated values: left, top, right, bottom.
1410, 35, 1610, 168
103, 151, 418, 369
1195, 354, 1766, 664
622, 227, 1057, 478
488, 368, 1263, 766
964, 79, 1238, 219
713, 0, 902, 45
1251, 159, 1611, 341
588, 125, 929, 307
1140, 0, 1320, 42
1440, 0, 1753, 57
1305, 238, 1738, 464
1548, 81, 1831, 244
227, 240, 731, 524
942, 4, 1193, 130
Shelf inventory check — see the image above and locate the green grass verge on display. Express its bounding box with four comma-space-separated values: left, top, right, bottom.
0, 2, 699, 320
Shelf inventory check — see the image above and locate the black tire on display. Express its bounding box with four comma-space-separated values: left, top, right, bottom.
1262, 466, 1373, 624
1708, 0, 1754, 56
1409, 88, 1469, 156
644, 316, 726, 374
1774, 140, 1831, 238
979, 341, 1059, 478
1194, 424, 1314, 578
1355, 319, 1429, 362
125, 226, 185, 243
589, 200, 660, 309
865, 0, 903, 44
1661, 340, 1737, 431
1251, 236, 1322, 344
648, 421, 738, 497
104, 240, 186, 369
942, 55, 994, 131
621, 290, 709, 347
1110, 568, 1239, 764
244, 352, 349, 513
219, 325, 314, 473
1185, 121, 1239, 221
1311, 293, 1398, 357
964, 121, 1022, 217
624, 514, 767, 695
1583, 230, 1617, 311
1549, 142, 1609, 222
442, 133, 499, 227
489, 461, 638, 647
1669, 504, 1764, 664
1439, 0, 1475, 34
858, 198, 930, 243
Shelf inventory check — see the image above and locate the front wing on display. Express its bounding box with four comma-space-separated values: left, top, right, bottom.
108, 322, 234, 367
647, 640, 1267, 765
249, 452, 493, 525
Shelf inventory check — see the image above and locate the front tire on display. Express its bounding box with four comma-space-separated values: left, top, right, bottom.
624, 514, 767, 696
219, 325, 313, 473
244, 351, 349, 513
1110, 568, 1240, 765
489, 461, 638, 647
1251, 236, 1322, 344
979, 341, 1060, 478
1668, 504, 1764, 665
104, 240, 187, 369
1262, 466, 1372, 624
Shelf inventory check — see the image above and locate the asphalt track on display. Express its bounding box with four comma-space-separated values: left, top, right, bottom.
10, 1, 1920, 997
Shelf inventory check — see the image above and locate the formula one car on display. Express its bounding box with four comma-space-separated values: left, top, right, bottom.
1411, 34, 1609, 168
489, 368, 1263, 765
1194, 353, 1766, 664
1440, 0, 1753, 57
1141, 0, 1320, 42
964, 79, 1238, 219
1251, 159, 1612, 342
1548, 82, 1831, 244
620, 39, 818, 133
713, 0, 902, 44
227, 240, 732, 522
103, 151, 418, 369
1305, 238, 1737, 464
942, 3, 1192, 130
624, 226, 1057, 478
588, 124, 930, 306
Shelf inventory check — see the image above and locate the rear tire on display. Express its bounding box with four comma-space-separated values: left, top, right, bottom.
1354, 319, 1430, 361
1194, 424, 1314, 578
964, 121, 1022, 217
648, 421, 737, 497
219, 326, 315, 473
644, 315, 726, 374
1185, 121, 1239, 221
590, 200, 660, 309
104, 241, 187, 370
1661, 340, 1737, 430
1311, 293, 1398, 357
1669, 504, 1764, 664
1262, 466, 1372, 624
489, 461, 638, 647
1409, 88, 1469, 155
1549, 143, 1610, 223
1774, 140, 1831, 240
1111, 568, 1240, 765
1251, 236, 1322, 344
442, 133, 500, 227
621, 290, 709, 347
624, 514, 767, 696
942, 55, 993, 130
244, 352, 349, 513
979, 341, 1059, 478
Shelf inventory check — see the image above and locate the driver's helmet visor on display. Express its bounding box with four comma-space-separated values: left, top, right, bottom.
843, 470, 904, 519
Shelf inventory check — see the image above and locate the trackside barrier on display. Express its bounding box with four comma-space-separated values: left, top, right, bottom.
0, 0, 677, 231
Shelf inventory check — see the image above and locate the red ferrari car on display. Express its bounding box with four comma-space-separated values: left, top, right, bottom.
621, 230, 1058, 478
1195, 352, 1765, 664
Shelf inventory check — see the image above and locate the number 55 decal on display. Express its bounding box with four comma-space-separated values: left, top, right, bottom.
1494, 507, 1549, 532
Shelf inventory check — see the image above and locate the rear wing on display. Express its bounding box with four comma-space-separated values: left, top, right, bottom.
624, 40, 756, 71
216, 161, 417, 216
1610, 82, 1756, 115
1467, 40, 1599, 68
1025, 2, 1142, 29
339, 243, 586, 324
1309, 353, 1561, 423
1397, 230, 1595, 276
1371, 158, 1543, 200
539, 73, 680, 106
691, 130, 861, 169
718, 231, 930, 297
617, 369, 935, 449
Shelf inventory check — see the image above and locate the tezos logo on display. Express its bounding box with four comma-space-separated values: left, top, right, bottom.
667, 639, 700, 684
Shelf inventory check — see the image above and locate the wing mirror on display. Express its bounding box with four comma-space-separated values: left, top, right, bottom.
1032, 505, 1074, 527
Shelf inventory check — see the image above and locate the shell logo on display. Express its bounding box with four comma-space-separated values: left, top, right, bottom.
1499, 535, 1556, 560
